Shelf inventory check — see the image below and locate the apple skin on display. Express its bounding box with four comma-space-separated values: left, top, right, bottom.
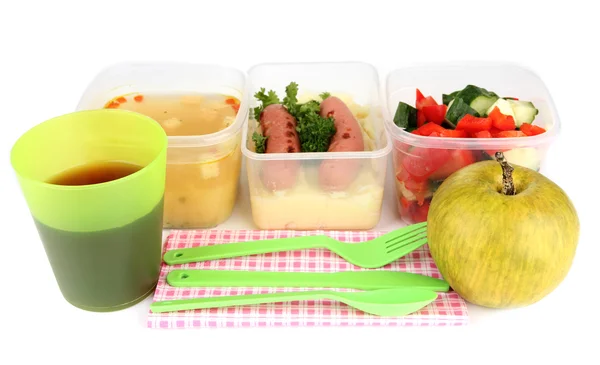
427, 160, 580, 308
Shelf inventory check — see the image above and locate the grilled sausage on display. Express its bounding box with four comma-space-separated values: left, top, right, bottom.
259, 104, 301, 190
318, 96, 365, 191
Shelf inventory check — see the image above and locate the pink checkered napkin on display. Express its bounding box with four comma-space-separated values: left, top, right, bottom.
147, 230, 469, 328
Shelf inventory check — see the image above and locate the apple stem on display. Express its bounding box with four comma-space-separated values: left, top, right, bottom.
495, 152, 516, 195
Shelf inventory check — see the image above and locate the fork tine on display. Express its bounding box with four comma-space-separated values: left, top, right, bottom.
384, 222, 428, 244
385, 226, 428, 248
386, 236, 428, 254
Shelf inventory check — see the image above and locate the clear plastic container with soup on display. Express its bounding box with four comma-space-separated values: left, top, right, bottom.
383, 62, 560, 225
242, 62, 392, 230
76, 63, 247, 229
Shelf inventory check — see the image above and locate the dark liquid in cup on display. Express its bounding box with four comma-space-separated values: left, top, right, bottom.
35, 161, 164, 312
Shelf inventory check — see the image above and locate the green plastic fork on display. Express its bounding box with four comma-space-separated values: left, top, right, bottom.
163, 222, 428, 268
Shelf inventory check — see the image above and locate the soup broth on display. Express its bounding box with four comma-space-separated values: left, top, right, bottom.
104, 92, 242, 228
105, 93, 239, 136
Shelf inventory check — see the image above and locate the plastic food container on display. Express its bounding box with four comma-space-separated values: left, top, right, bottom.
76, 63, 248, 229
383, 61, 560, 225
242, 62, 392, 230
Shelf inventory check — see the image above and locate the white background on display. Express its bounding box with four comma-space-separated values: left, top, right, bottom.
1, 1, 597, 364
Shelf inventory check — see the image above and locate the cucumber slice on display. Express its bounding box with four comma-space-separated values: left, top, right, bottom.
393, 101, 418, 129
470, 95, 499, 116
508, 100, 539, 127
502, 148, 541, 171
487, 98, 539, 127
443, 91, 459, 105
445, 98, 479, 125
453, 85, 499, 115
486, 98, 516, 119
442, 119, 456, 129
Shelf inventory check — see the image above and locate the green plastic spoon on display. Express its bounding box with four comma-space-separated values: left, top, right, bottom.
149, 287, 438, 316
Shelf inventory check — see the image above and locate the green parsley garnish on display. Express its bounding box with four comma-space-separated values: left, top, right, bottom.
252, 131, 267, 153
282, 82, 335, 152
294, 99, 335, 153
253, 88, 280, 121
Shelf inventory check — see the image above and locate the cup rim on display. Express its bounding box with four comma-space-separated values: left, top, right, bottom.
10, 109, 168, 191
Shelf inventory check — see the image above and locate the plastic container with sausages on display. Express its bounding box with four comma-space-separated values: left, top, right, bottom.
76, 62, 248, 229
242, 62, 392, 230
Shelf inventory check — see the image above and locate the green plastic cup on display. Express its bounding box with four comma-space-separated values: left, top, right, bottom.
10, 109, 168, 312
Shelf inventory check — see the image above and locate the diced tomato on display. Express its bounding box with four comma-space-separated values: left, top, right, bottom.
489, 127, 503, 136
105, 101, 120, 109
401, 147, 451, 181
473, 130, 492, 138
116, 96, 127, 103
416, 89, 426, 104
400, 196, 412, 209
415, 122, 446, 136
520, 123, 546, 136
396, 171, 429, 205
428, 132, 441, 137
422, 105, 448, 125
439, 129, 468, 138
495, 130, 527, 138
456, 114, 493, 133
428, 149, 475, 180
401, 178, 430, 205
417, 110, 427, 127
225, 98, 237, 105
412, 200, 431, 223
404, 177, 430, 193
488, 106, 516, 131
398, 196, 414, 220
416, 96, 438, 110
395, 167, 411, 182
476, 130, 506, 153
134, 95, 144, 102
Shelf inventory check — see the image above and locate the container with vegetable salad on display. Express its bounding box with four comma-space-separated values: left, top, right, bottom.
384, 66, 559, 225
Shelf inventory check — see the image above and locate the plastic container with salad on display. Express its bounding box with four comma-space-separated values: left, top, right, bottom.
242, 62, 391, 230
76, 63, 248, 229
383, 62, 560, 224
